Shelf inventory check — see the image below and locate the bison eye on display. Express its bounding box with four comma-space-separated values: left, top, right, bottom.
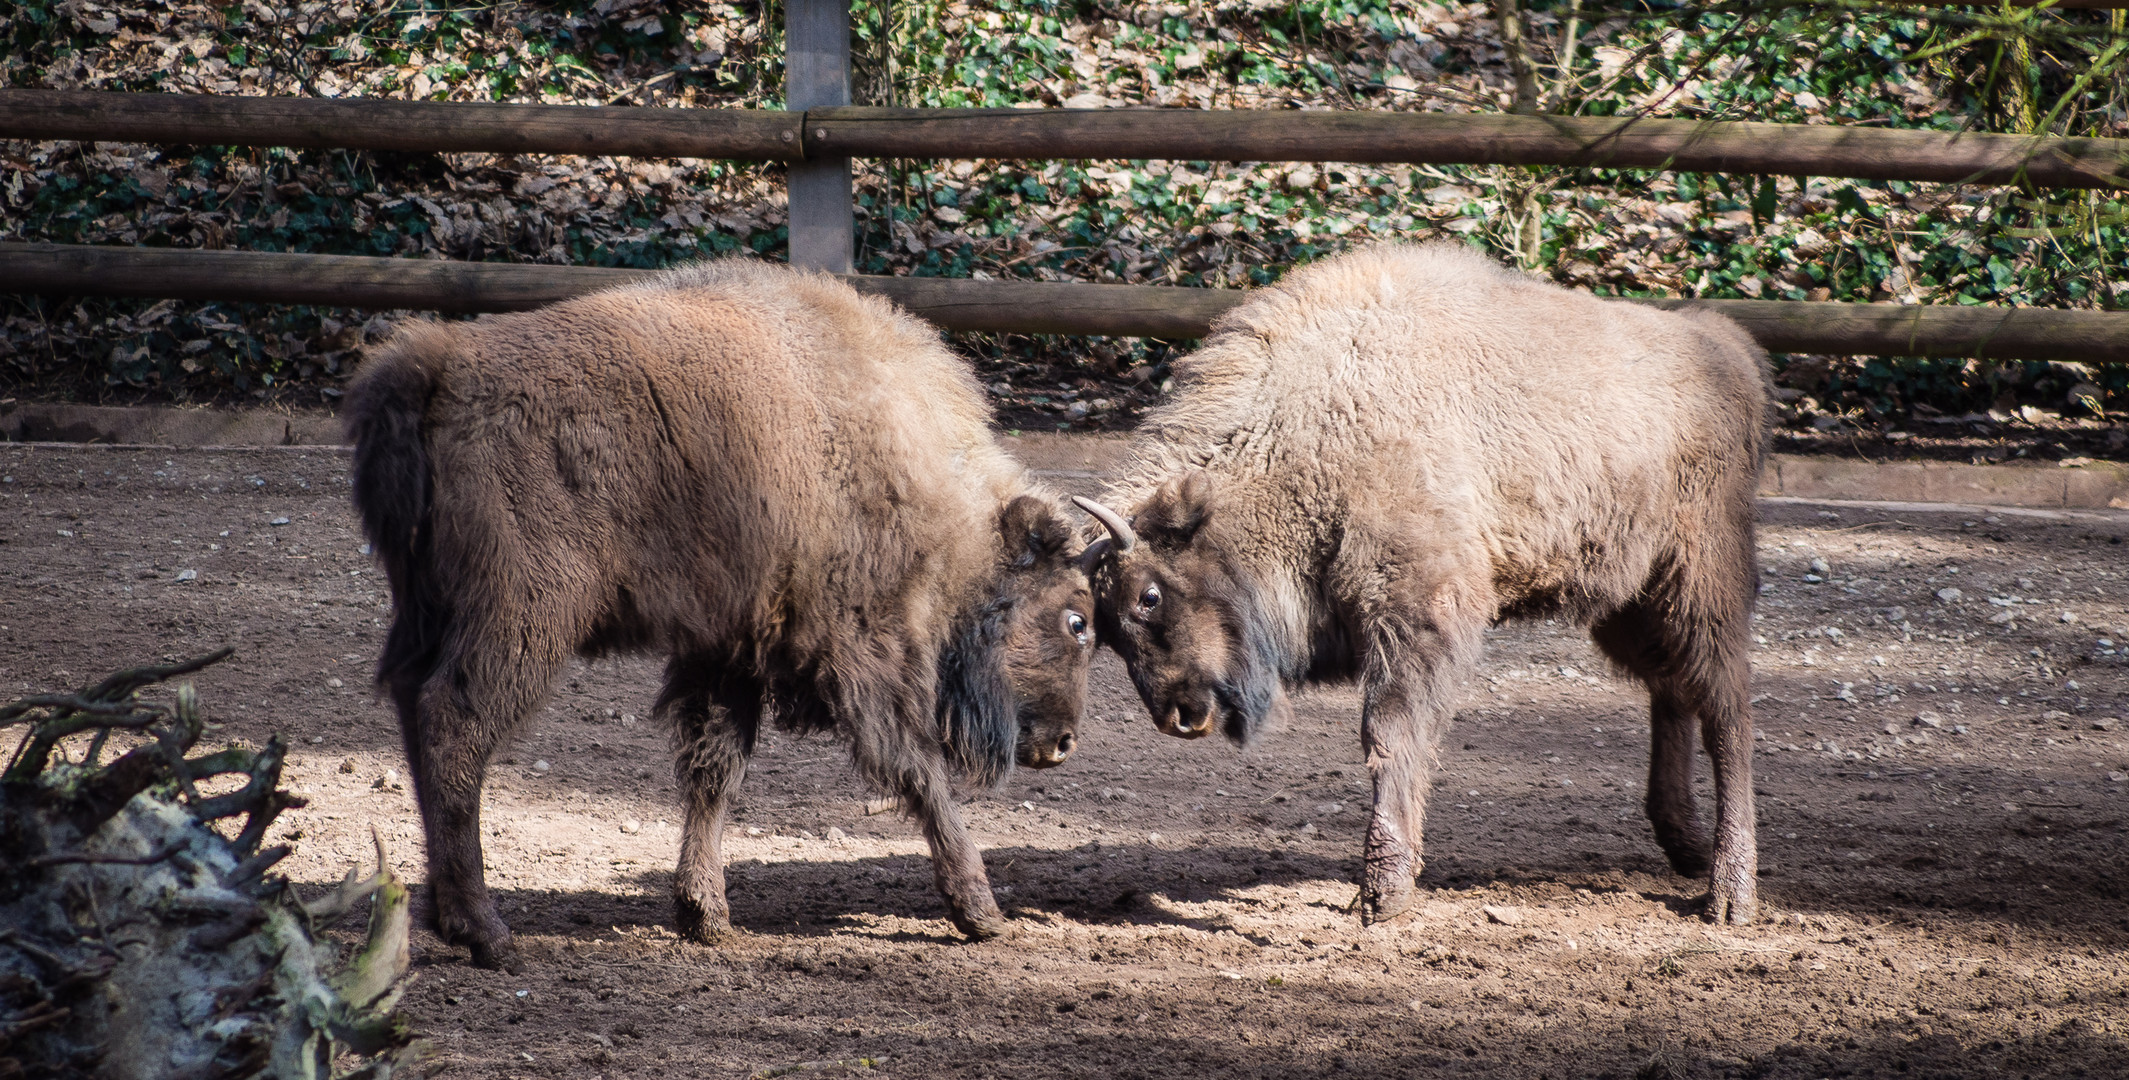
1137, 583, 1162, 612
1065, 610, 1089, 644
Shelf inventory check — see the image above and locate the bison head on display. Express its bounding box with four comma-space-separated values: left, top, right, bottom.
984, 495, 1098, 771
1076, 476, 1291, 746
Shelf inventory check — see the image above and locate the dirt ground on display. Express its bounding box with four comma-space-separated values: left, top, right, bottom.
4, 441, 2129, 1080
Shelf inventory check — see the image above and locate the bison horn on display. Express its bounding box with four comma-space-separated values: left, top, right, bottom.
1071, 496, 1136, 553
1075, 537, 1112, 575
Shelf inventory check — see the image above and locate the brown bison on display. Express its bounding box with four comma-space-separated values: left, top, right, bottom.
346, 260, 1097, 970
1078, 243, 1770, 925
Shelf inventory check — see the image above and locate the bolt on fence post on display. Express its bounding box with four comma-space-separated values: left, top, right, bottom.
785, 0, 854, 273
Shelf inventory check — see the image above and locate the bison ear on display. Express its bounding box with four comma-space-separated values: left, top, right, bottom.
1135, 472, 1215, 548
998, 495, 1074, 569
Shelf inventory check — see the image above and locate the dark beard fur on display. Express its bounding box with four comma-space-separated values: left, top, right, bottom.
1212, 571, 1295, 747
935, 596, 1017, 786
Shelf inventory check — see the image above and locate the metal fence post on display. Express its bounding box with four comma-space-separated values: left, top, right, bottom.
785, 0, 853, 272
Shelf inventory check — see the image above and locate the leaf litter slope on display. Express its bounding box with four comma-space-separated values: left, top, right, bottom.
6, 0, 2128, 439
1, 442, 2127, 1078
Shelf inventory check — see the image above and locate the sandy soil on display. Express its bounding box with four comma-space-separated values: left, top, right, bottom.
4, 441, 2128, 1080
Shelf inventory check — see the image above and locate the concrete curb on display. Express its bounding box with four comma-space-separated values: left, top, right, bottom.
1, 401, 342, 447
1762, 454, 2129, 511
999, 431, 2129, 512
998, 431, 1133, 479
8, 402, 2128, 511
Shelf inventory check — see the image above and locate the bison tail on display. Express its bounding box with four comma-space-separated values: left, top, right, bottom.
344, 331, 450, 695
935, 598, 1017, 787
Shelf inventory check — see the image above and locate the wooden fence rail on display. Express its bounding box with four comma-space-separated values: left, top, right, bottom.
5, 91, 2128, 189
807, 108, 2129, 189
6, 242, 2124, 361
1901, 0, 2129, 7
0, 90, 803, 160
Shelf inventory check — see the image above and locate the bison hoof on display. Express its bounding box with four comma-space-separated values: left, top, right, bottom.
1360, 902, 1416, 926
1359, 888, 1416, 926
951, 910, 1011, 941
1704, 856, 1758, 924
469, 937, 524, 974
1662, 849, 1712, 879
682, 923, 744, 945
1702, 890, 1758, 926
674, 896, 734, 944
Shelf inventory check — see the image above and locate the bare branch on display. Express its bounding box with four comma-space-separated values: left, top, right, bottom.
24, 843, 181, 870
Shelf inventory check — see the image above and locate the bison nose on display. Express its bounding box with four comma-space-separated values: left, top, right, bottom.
1019, 730, 1075, 769
1160, 705, 1215, 740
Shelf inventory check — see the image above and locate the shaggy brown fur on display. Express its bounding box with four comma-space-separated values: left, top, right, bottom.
346, 260, 1097, 970
1083, 243, 1770, 925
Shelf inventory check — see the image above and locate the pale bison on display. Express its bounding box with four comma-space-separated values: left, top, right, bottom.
347, 260, 1097, 969
1079, 243, 1769, 924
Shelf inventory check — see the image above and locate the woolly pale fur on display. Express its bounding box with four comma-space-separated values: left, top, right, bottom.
1091, 242, 1771, 925
346, 258, 1095, 968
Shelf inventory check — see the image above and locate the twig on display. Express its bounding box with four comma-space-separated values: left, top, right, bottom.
1357, 80, 1496, 109
3, 704, 166, 781
81, 646, 236, 705
74, 875, 123, 959
1498, 0, 1541, 116
0, 998, 71, 1041
27, 842, 182, 869
229, 844, 294, 890
0, 696, 164, 725
995, 244, 1093, 270
82, 724, 113, 768
0, 928, 75, 972
604, 68, 682, 106
1820, 519, 1924, 533
1548, 0, 1586, 114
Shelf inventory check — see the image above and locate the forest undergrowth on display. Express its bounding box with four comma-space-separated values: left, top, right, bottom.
3, 0, 2126, 457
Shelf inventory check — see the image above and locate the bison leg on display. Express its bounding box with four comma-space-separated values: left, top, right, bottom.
665, 663, 762, 942
1644, 688, 1713, 877
392, 641, 567, 972
1358, 591, 1483, 925
1592, 580, 1759, 924
1649, 665, 1759, 924
1591, 604, 1713, 876
1683, 561, 1760, 924
900, 770, 1008, 940
848, 724, 1005, 939
920, 797, 1008, 939
1696, 671, 1758, 925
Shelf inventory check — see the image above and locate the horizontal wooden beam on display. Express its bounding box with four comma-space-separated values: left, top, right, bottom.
4, 243, 2126, 361
0, 243, 647, 313
1897, 0, 2129, 7
843, 273, 1241, 338
808, 108, 2129, 189
1634, 297, 2129, 364
0, 89, 804, 160
7, 91, 2128, 188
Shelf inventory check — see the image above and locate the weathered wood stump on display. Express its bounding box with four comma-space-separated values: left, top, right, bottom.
0, 649, 420, 1080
